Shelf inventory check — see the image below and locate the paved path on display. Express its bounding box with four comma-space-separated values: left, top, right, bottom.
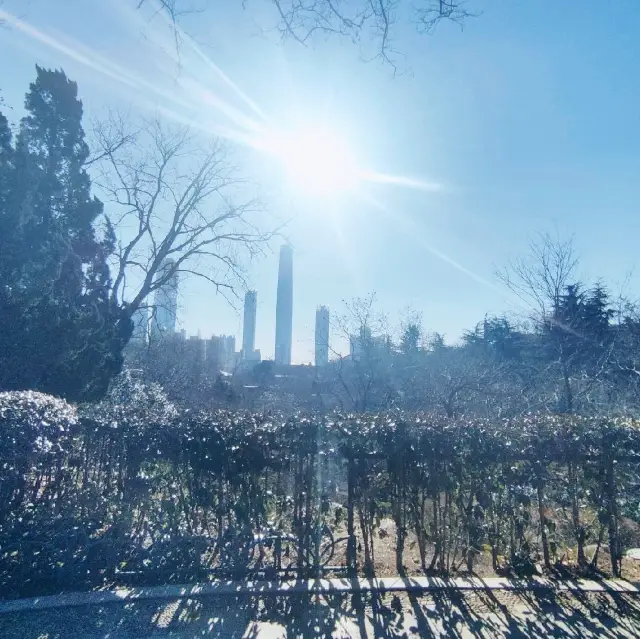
1, 578, 639, 638
1, 576, 638, 614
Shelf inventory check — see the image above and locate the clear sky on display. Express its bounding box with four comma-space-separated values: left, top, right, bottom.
2, 0, 640, 362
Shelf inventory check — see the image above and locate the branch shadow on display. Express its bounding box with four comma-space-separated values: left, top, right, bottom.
1, 580, 639, 638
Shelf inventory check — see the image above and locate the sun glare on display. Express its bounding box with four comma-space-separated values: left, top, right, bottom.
265, 126, 361, 197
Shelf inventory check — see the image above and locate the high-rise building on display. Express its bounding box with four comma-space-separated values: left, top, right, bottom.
274, 244, 293, 366
222, 335, 237, 370
315, 306, 330, 367
186, 334, 206, 377
131, 306, 149, 343
151, 258, 178, 339
350, 326, 389, 361
242, 290, 257, 359
206, 334, 237, 372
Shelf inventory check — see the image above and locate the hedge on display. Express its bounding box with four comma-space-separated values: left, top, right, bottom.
0, 391, 639, 597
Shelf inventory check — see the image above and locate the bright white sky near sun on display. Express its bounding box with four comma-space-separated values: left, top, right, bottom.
2, 0, 640, 362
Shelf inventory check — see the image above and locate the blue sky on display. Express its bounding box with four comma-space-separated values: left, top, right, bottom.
2, 0, 640, 362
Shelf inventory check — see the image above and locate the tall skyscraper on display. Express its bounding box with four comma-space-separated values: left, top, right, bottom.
315, 306, 330, 367
242, 290, 257, 359
131, 306, 149, 343
151, 258, 178, 339
274, 244, 293, 366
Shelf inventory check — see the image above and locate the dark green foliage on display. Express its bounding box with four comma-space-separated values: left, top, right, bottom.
0, 67, 124, 402
399, 322, 420, 355
0, 389, 638, 597
463, 316, 524, 361
0, 112, 16, 281
584, 284, 610, 337
0, 112, 11, 213
535, 282, 618, 412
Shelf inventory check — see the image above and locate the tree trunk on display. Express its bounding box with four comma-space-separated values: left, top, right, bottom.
568, 461, 586, 567
393, 485, 406, 575
415, 492, 428, 571
560, 351, 573, 413
346, 457, 357, 577
605, 460, 620, 577
358, 505, 374, 577
428, 493, 439, 571
535, 467, 551, 569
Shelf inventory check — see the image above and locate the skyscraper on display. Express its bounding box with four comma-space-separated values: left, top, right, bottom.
242, 290, 257, 360
206, 334, 237, 372
186, 334, 206, 377
131, 306, 149, 343
151, 258, 178, 339
274, 244, 293, 366
315, 306, 330, 367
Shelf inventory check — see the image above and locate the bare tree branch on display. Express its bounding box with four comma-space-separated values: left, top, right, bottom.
91, 113, 274, 327
135, 0, 476, 67
495, 232, 579, 325
415, 0, 474, 34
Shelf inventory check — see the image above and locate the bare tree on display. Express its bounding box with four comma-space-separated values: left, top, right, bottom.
496, 232, 579, 323
92, 115, 272, 335
137, 0, 475, 65
326, 294, 395, 412
592, 295, 640, 413
494, 233, 620, 414
400, 333, 512, 418
495, 234, 576, 412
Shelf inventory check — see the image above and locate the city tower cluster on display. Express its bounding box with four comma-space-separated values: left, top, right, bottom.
130, 246, 330, 369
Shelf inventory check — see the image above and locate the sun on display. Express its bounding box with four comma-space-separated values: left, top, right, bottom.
263, 125, 361, 197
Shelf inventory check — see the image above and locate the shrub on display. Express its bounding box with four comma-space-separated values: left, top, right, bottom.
0, 391, 77, 525
0, 391, 638, 597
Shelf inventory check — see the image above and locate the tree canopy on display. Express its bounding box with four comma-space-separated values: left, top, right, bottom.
0, 67, 125, 402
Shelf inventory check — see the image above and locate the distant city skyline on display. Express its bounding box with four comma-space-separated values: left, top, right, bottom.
146, 244, 331, 368
4, 1, 640, 364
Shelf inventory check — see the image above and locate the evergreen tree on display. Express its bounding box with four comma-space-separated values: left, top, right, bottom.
548, 283, 613, 368
538, 283, 585, 412
464, 316, 522, 360
429, 332, 446, 351
0, 67, 125, 401
399, 322, 421, 355
555, 283, 585, 352
582, 282, 613, 346
0, 112, 11, 209
0, 111, 15, 277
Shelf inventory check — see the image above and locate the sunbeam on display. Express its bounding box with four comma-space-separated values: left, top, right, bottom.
0, 10, 147, 95
325, 200, 364, 293
177, 77, 264, 133
0, 6, 446, 206
173, 25, 270, 124
133, 0, 269, 122
361, 193, 502, 293
360, 170, 444, 192
0, 8, 264, 146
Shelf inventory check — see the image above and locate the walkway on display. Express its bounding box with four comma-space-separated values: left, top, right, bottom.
1, 577, 639, 637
